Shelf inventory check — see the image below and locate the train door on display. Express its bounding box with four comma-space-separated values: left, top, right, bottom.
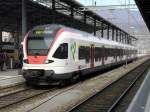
90, 44, 94, 68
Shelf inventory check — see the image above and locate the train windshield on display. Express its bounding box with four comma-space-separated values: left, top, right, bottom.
27, 25, 61, 56
27, 36, 53, 56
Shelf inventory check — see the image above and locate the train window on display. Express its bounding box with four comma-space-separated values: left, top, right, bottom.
111, 48, 115, 57
99, 48, 103, 60
117, 49, 119, 56
94, 47, 103, 62
104, 48, 107, 60
111, 48, 114, 57
124, 50, 126, 55
53, 43, 68, 59
107, 48, 110, 57
86, 47, 90, 63
107, 48, 112, 57
79, 46, 90, 63
113, 48, 117, 58
106, 48, 110, 58
121, 49, 123, 57
27, 37, 53, 56
105, 48, 114, 58
94, 47, 99, 62
118, 49, 121, 58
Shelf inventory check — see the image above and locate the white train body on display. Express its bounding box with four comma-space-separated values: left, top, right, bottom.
22, 24, 137, 85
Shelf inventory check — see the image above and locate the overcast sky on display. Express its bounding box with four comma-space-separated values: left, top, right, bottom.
76, 0, 150, 50
76, 0, 135, 6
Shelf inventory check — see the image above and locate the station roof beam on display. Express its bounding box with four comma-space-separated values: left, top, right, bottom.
0, 0, 137, 45
135, 0, 150, 31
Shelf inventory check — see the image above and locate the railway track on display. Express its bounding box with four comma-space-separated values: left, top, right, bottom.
0, 85, 57, 109
68, 59, 150, 112
0, 74, 24, 89
0, 84, 28, 97
0, 80, 84, 112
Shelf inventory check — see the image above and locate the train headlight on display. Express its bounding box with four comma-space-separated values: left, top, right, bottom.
44, 60, 54, 64
23, 59, 29, 64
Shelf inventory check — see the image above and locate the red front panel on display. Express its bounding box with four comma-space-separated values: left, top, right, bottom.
27, 56, 47, 64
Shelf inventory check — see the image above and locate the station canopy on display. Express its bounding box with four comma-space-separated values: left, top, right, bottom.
0, 0, 135, 40
0, 0, 99, 32
135, 0, 150, 31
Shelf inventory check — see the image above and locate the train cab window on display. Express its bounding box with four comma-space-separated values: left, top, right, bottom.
53, 43, 68, 59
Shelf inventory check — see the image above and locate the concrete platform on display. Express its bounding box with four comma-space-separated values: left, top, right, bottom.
0, 70, 24, 88
28, 57, 149, 112
127, 68, 150, 112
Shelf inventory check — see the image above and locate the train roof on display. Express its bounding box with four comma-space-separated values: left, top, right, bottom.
31, 24, 137, 49
62, 25, 136, 49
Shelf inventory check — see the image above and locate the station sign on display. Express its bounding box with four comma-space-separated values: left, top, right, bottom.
33, 29, 53, 35
2, 42, 15, 52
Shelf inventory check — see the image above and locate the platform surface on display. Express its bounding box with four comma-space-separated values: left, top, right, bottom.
0, 70, 24, 88
127, 69, 150, 112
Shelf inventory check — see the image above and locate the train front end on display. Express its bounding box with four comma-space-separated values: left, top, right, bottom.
22, 25, 69, 85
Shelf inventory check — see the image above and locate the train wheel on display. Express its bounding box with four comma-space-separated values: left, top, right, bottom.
25, 81, 32, 86
70, 73, 80, 84
59, 73, 80, 87
59, 79, 69, 87
25, 80, 35, 87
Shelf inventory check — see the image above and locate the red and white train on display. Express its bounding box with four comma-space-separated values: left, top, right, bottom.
22, 24, 137, 85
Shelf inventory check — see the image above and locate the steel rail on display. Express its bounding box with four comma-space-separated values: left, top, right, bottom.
107, 62, 150, 112
67, 59, 150, 112
0, 84, 28, 97
0, 87, 57, 110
